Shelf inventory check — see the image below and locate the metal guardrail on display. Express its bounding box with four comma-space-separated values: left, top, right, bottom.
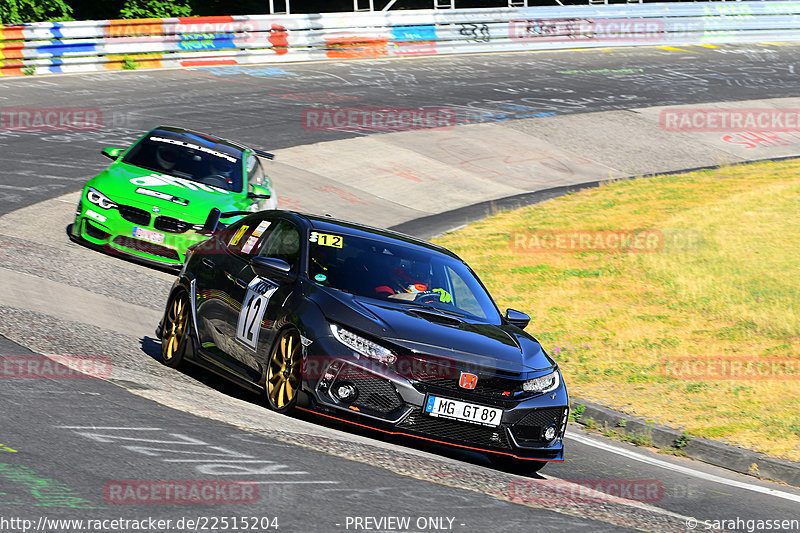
2, 2, 800, 76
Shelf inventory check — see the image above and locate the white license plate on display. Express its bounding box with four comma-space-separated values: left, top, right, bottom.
132, 226, 165, 244
424, 395, 502, 427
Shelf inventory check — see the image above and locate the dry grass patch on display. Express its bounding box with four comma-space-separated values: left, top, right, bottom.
434, 160, 800, 460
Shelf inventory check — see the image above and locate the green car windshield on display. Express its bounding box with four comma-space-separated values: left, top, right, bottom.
308, 231, 502, 323
123, 130, 244, 192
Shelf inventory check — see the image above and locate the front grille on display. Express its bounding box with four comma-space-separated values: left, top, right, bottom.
112, 236, 179, 261
117, 204, 150, 225
510, 407, 566, 443
406, 357, 522, 401
421, 375, 521, 397
330, 364, 404, 415
154, 215, 192, 234
397, 408, 510, 449
84, 220, 110, 240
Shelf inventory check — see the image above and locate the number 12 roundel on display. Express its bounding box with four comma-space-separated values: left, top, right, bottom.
236, 277, 278, 351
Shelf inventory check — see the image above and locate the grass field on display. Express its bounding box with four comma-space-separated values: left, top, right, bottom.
433, 159, 800, 461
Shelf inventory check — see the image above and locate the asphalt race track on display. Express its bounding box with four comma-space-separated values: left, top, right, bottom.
1, 45, 800, 532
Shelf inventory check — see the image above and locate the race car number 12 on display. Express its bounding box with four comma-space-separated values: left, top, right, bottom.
236, 277, 277, 350
309, 231, 342, 248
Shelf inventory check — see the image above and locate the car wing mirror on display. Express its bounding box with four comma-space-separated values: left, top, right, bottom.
198, 208, 221, 235
102, 147, 122, 160
251, 256, 295, 282
247, 184, 272, 201
505, 308, 530, 329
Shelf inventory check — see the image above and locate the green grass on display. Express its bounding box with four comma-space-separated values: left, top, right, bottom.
434, 160, 800, 460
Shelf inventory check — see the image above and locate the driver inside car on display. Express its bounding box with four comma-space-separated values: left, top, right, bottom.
203, 158, 234, 186
376, 261, 452, 304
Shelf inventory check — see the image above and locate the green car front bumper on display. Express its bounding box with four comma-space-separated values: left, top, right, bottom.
71, 198, 213, 269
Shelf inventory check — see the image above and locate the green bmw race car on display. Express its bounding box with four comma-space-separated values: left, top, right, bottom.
70, 126, 277, 269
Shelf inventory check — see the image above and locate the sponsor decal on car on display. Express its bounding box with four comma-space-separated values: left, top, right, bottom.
230, 226, 249, 246
135, 187, 190, 206
149, 135, 238, 163
252, 220, 271, 238
85, 209, 107, 223
129, 174, 230, 195
240, 235, 260, 255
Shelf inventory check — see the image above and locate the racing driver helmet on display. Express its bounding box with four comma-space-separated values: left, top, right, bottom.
376, 260, 431, 297
156, 145, 179, 171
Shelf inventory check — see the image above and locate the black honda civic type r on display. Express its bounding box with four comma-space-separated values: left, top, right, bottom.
157, 209, 569, 471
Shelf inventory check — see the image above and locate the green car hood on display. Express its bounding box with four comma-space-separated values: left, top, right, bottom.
88, 162, 244, 221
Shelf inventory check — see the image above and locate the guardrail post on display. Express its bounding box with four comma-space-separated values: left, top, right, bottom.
354, 0, 376, 11
268, 0, 291, 14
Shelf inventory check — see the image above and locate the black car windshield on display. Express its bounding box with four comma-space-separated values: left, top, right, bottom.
123, 130, 244, 192
308, 231, 502, 323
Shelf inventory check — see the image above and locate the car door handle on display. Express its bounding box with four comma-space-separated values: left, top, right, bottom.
202, 258, 215, 268
235, 278, 248, 289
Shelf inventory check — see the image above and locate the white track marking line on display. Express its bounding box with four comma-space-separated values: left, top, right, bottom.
56, 426, 163, 430
250, 480, 339, 484
566, 431, 800, 504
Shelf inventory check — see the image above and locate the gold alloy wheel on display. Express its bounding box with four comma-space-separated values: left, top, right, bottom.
162, 293, 188, 365
267, 330, 301, 410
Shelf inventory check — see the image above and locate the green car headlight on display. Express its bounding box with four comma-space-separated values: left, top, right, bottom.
522, 370, 560, 394
86, 187, 117, 210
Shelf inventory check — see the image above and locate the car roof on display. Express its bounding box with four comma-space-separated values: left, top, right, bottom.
283, 211, 461, 260
151, 125, 249, 154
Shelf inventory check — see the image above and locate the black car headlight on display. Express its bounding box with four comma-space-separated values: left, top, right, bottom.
330, 324, 396, 365
522, 370, 560, 394
86, 187, 117, 210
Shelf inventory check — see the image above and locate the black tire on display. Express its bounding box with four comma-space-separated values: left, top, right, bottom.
265, 329, 302, 413
160, 291, 190, 368
490, 455, 548, 474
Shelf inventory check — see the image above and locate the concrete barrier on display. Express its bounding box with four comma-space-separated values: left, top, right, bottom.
3, 2, 800, 76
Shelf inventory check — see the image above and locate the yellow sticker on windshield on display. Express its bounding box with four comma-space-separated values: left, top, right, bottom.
230, 225, 249, 246
310, 232, 343, 248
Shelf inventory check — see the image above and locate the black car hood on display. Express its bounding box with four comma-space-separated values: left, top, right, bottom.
311, 287, 554, 375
